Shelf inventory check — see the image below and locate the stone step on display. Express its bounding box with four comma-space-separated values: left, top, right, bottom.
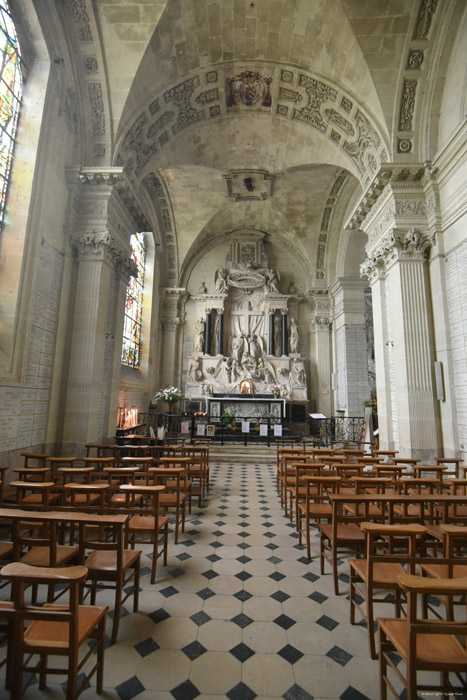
209, 443, 283, 464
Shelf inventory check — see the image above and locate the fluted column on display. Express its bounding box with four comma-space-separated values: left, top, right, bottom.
217, 311, 224, 356
63, 229, 129, 454
205, 310, 212, 356
361, 228, 437, 459
160, 288, 187, 389
268, 312, 275, 355
281, 312, 288, 356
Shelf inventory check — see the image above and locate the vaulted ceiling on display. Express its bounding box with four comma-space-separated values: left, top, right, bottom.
35, 0, 452, 287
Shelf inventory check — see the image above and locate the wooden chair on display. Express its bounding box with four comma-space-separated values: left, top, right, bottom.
77, 518, 141, 644
9, 480, 60, 508
120, 484, 169, 583
191, 438, 211, 491
419, 523, 467, 619
0, 562, 107, 700
378, 573, 467, 700
349, 522, 426, 659
11, 516, 79, 602
319, 491, 366, 595
297, 475, 341, 558
149, 467, 187, 544
182, 446, 208, 506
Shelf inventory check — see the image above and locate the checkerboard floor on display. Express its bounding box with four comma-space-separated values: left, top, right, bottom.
8, 460, 464, 700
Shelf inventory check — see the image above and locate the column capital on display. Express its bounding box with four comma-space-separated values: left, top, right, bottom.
361, 227, 435, 282
312, 317, 332, 331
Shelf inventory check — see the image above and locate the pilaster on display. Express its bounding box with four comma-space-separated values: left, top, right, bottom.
330, 278, 370, 417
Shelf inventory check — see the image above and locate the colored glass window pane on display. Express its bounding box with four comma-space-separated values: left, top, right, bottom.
0, 0, 22, 232
121, 233, 146, 368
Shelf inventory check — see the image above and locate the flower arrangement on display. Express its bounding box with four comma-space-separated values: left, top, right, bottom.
153, 386, 185, 404
221, 411, 235, 426
270, 383, 281, 397
364, 394, 377, 414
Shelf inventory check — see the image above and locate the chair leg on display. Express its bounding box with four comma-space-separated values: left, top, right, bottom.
66, 648, 78, 700
96, 617, 106, 693
133, 558, 140, 612
332, 543, 339, 595
378, 626, 388, 700
367, 593, 376, 659
111, 581, 123, 644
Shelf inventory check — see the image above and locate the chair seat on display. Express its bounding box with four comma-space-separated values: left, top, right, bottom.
64, 493, 100, 505
420, 562, 467, 579
350, 558, 406, 587
21, 493, 60, 505
159, 493, 186, 505
378, 617, 467, 670
20, 545, 78, 567
298, 503, 332, 516
344, 504, 383, 518
320, 523, 365, 543
0, 542, 13, 559
85, 548, 140, 574
128, 515, 169, 531
23, 604, 107, 650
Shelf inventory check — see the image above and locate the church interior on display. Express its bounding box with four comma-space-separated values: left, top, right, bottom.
0, 0, 466, 698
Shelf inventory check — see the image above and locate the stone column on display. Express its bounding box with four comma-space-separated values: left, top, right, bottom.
312, 318, 332, 417
63, 229, 128, 454
159, 288, 187, 389
268, 312, 275, 355
281, 313, 288, 356
205, 310, 212, 356
217, 311, 224, 356
330, 278, 370, 416
361, 228, 438, 460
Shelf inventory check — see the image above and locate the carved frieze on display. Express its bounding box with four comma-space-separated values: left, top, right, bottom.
399, 79, 417, 131
70, 0, 93, 43
123, 113, 156, 177
343, 109, 381, 177
88, 83, 105, 137
413, 0, 439, 39
294, 75, 337, 132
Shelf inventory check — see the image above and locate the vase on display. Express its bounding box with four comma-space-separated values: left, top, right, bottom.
167, 402, 175, 413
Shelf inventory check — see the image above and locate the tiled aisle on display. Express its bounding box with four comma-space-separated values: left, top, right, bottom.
22, 460, 382, 700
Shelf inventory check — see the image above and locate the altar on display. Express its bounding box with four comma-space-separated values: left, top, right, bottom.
184, 233, 308, 405
207, 394, 286, 420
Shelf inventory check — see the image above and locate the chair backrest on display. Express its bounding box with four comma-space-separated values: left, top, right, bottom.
119, 484, 165, 518
361, 522, 426, 578
0, 562, 88, 636
12, 517, 61, 566
398, 572, 467, 639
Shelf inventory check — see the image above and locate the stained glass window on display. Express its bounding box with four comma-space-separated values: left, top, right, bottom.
0, 0, 22, 232
121, 233, 146, 368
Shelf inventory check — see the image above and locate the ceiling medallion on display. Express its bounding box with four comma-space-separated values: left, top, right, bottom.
224, 170, 274, 201
226, 71, 272, 108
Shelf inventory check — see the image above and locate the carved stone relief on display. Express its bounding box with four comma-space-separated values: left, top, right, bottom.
413, 0, 439, 39
88, 83, 105, 137
226, 71, 272, 108
70, 0, 93, 43
399, 79, 417, 131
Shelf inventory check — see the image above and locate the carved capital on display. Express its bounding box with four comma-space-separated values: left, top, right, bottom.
361, 228, 435, 281
312, 317, 332, 331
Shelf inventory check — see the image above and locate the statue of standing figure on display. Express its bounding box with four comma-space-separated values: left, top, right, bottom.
289, 318, 299, 354
194, 318, 205, 353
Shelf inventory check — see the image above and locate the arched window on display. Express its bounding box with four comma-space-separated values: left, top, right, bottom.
0, 0, 22, 233
122, 232, 146, 368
